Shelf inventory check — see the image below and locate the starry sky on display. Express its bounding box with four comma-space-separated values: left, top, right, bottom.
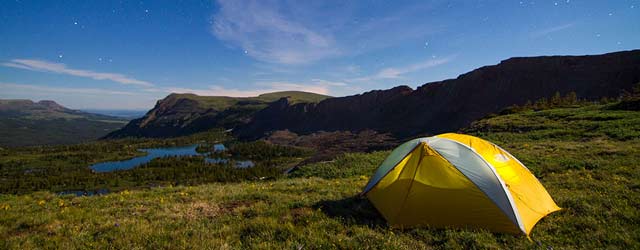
0, 0, 638, 110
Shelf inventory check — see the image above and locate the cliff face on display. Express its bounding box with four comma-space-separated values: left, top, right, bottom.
236, 50, 640, 139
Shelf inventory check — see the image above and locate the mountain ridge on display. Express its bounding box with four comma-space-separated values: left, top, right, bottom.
235, 49, 640, 139
106, 49, 640, 140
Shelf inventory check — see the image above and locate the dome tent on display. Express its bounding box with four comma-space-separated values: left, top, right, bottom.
362, 133, 560, 235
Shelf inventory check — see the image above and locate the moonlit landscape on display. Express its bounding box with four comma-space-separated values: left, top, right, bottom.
0, 1, 639, 249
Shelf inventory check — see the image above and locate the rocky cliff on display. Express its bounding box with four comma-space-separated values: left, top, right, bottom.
236, 50, 640, 139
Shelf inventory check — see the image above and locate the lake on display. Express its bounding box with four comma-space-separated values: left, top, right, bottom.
90, 144, 254, 172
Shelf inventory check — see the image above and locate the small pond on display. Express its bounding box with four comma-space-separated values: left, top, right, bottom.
58, 189, 110, 196
90, 144, 254, 172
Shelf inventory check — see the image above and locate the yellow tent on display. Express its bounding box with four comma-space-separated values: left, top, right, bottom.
362, 133, 560, 235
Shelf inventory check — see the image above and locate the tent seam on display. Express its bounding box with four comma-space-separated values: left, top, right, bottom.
361, 142, 423, 195
433, 136, 526, 234
391, 142, 426, 226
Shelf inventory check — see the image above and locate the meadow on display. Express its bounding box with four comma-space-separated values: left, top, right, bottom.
0, 100, 639, 249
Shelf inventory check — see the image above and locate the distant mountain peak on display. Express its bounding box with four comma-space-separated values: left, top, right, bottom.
36, 100, 66, 110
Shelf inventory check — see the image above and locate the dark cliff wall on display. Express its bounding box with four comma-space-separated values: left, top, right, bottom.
237, 50, 640, 139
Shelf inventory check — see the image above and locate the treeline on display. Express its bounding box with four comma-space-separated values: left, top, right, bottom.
500, 91, 584, 114
1, 156, 287, 194
0, 129, 309, 194
226, 141, 313, 161
500, 84, 640, 114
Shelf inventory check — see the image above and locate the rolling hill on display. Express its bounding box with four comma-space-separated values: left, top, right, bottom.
0, 99, 129, 147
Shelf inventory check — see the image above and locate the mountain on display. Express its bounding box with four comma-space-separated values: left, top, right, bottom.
104, 91, 331, 138
0, 99, 129, 147
236, 50, 640, 139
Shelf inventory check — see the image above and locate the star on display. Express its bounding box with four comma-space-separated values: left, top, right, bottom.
58, 54, 63, 58
74, 21, 78, 25
98, 57, 103, 62
145, 9, 149, 13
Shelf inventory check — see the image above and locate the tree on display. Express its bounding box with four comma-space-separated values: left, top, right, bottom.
564, 91, 578, 105
534, 97, 548, 110
550, 91, 562, 106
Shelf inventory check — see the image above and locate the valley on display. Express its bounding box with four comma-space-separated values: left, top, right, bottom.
2, 2, 638, 249
1, 98, 638, 249
0, 100, 129, 147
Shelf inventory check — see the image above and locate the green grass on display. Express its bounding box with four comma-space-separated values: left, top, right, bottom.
1, 102, 639, 249
255, 91, 332, 105
169, 91, 331, 111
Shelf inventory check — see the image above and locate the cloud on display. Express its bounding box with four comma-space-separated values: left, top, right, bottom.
165, 79, 345, 97
350, 56, 455, 82
2, 59, 153, 87
211, 1, 441, 65
212, 0, 339, 64
530, 23, 575, 38
0, 82, 158, 109
309, 79, 346, 86
0, 82, 136, 96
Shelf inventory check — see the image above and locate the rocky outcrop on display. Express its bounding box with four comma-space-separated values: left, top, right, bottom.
105, 91, 331, 138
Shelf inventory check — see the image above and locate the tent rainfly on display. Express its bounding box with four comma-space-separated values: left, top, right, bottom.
362, 133, 560, 235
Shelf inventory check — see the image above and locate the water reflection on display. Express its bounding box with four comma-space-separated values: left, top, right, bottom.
90, 144, 254, 172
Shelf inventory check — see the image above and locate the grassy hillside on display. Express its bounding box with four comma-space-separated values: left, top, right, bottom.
104, 91, 332, 138
1, 101, 638, 249
169, 91, 331, 111
255, 91, 331, 104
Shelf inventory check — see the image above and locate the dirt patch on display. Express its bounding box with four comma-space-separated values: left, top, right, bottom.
167, 201, 224, 220
286, 207, 314, 225
266, 130, 398, 163
219, 200, 254, 213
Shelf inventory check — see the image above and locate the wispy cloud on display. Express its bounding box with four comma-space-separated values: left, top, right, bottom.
0, 82, 157, 109
212, 1, 440, 65
166, 79, 344, 97
530, 23, 575, 38
212, 0, 339, 64
350, 56, 455, 82
2, 59, 153, 87
0, 82, 136, 96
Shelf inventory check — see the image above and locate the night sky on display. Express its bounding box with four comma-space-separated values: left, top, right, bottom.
1, 0, 638, 109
